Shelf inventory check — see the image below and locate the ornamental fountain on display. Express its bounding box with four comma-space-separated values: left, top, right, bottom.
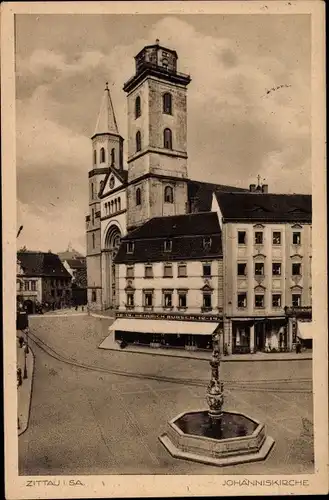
159, 330, 275, 467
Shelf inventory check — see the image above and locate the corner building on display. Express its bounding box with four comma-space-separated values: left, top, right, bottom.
86, 42, 312, 353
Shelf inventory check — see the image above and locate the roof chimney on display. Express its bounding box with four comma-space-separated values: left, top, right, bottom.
262, 184, 268, 193
249, 184, 256, 192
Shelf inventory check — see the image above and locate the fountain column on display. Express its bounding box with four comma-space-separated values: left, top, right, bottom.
206, 330, 224, 421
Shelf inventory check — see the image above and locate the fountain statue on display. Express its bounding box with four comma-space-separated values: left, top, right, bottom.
159, 329, 275, 467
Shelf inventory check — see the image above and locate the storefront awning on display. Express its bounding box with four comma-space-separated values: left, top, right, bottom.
109, 318, 219, 335
297, 321, 313, 340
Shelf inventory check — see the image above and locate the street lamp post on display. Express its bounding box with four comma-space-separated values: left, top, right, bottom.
23, 327, 29, 379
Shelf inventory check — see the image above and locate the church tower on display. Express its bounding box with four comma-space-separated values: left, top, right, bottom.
86, 83, 124, 309
123, 41, 191, 230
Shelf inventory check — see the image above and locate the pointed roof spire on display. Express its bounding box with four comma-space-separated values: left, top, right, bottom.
93, 82, 119, 137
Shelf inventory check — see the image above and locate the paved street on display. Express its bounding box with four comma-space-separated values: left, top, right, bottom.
18, 315, 314, 475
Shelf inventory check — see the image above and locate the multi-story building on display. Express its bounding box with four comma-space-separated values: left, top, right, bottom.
113, 212, 223, 348
17, 251, 72, 313
212, 187, 312, 353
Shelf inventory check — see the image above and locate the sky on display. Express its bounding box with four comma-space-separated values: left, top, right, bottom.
15, 13, 311, 255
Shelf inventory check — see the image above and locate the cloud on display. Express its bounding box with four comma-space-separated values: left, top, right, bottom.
16, 15, 311, 253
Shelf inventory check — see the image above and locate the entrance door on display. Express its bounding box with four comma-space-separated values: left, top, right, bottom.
255, 322, 265, 351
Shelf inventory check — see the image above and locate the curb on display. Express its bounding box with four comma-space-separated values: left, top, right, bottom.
98, 344, 312, 363
17, 345, 35, 436
90, 313, 115, 320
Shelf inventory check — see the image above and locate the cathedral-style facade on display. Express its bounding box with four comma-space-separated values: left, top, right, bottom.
86, 41, 244, 312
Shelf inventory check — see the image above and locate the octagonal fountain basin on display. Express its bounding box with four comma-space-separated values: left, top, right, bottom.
159, 410, 275, 467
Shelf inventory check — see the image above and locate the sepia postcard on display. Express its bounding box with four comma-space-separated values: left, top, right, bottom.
2, 1, 328, 498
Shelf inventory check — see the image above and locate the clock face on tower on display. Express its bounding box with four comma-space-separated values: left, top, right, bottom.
109, 176, 115, 189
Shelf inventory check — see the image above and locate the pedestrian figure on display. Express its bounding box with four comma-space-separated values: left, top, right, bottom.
296, 340, 302, 354
81, 306, 84, 312
75, 305, 78, 311
17, 368, 22, 387
18, 336, 24, 348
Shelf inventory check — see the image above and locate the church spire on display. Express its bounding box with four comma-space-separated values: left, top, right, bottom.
93, 82, 119, 137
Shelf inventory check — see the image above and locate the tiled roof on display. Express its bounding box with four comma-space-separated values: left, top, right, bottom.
125, 212, 220, 240
215, 192, 312, 222
114, 212, 222, 264
17, 251, 72, 278
187, 179, 248, 212
73, 267, 87, 288
65, 258, 86, 269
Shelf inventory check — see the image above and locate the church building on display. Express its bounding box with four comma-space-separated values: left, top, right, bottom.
86, 42, 312, 354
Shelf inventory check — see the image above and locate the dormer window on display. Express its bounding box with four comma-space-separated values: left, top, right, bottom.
127, 242, 134, 254
164, 240, 172, 252
203, 237, 212, 250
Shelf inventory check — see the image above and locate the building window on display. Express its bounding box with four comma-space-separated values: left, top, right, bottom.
118, 198, 121, 211
126, 265, 134, 278
110, 200, 114, 213
100, 147, 106, 163
163, 263, 173, 278
272, 294, 281, 308
92, 290, 97, 302
57, 289, 63, 297
143, 290, 153, 307
136, 187, 141, 205
93, 150, 97, 165
24, 281, 29, 291
111, 148, 115, 167
51, 289, 55, 297
255, 294, 265, 308
164, 240, 172, 252
92, 233, 95, 249
254, 231, 263, 245
90, 183, 94, 200
136, 131, 141, 152
163, 93, 172, 114
178, 263, 187, 277
292, 294, 301, 307
293, 232, 301, 245
163, 290, 173, 308
202, 293, 212, 311
273, 231, 281, 245
237, 293, 247, 308
163, 128, 173, 149
272, 263, 282, 276
127, 242, 134, 254
238, 231, 246, 245
203, 237, 212, 250
135, 96, 141, 119
255, 262, 264, 276
126, 292, 134, 307
202, 263, 212, 277
114, 199, 118, 212
237, 263, 247, 276
164, 185, 174, 203
31, 281, 36, 291
292, 263, 302, 276
144, 264, 153, 278
178, 291, 187, 308
92, 208, 95, 225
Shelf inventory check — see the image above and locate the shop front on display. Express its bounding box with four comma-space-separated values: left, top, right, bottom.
110, 317, 221, 351
232, 317, 288, 354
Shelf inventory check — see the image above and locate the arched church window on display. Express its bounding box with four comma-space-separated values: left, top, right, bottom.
111, 200, 114, 213
100, 147, 106, 163
111, 148, 115, 167
118, 197, 121, 211
164, 128, 172, 150
92, 233, 95, 249
136, 131, 142, 152
90, 183, 94, 200
163, 93, 172, 114
115, 199, 118, 212
135, 96, 141, 119
164, 185, 174, 203
136, 187, 141, 206
93, 150, 97, 165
